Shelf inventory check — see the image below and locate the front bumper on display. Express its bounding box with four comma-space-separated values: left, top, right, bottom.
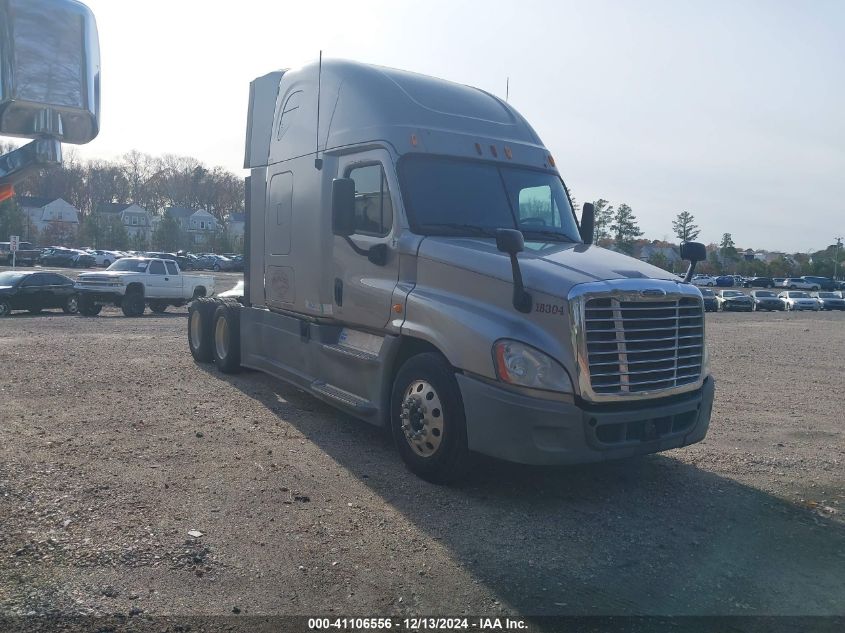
722, 302, 752, 311
75, 287, 125, 304
457, 374, 715, 466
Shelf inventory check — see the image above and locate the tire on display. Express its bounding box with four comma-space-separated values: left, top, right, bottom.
62, 294, 80, 314
390, 353, 469, 484
149, 301, 168, 314
103, 260, 111, 268
0, 299, 11, 317
188, 297, 217, 363
78, 295, 102, 316
213, 263, 221, 272
789, 284, 797, 289
192, 287, 207, 300
707, 282, 714, 287
121, 291, 145, 317
811, 285, 819, 291
212, 300, 242, 373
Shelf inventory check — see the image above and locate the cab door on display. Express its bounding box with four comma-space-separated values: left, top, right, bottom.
332, 150, 401, 330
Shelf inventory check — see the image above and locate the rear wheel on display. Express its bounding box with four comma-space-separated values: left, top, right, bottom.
121, 291, 145, 317
212, 300, 242, 373
0, 299, 11, 317
188, 297, 217, 363
62, 294, 79, 314
149, 301, 168, 314
390, 353, 469, 484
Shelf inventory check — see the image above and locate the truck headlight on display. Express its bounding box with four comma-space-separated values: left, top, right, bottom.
493, 340, 573, 393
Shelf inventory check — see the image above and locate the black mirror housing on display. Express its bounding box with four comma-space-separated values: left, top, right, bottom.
332, 178, 356, 236
680, 241, 707, 263
496, 228, 525, 255
580, 202, 595, 245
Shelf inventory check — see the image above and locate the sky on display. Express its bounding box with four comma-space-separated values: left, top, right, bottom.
72, 0, 843, 252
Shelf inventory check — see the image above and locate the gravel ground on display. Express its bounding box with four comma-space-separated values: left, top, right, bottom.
0, 299, 843, 625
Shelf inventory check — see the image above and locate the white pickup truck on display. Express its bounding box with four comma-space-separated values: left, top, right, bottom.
75, 257, 215, 316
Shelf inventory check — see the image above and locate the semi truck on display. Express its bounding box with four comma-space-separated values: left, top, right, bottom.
187, 60, 715, 482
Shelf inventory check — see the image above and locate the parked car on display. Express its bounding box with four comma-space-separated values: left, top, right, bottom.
204, 254, 236, 272
0, 241, 40, 266
700, 288, 718, 312
778, 291, 820, 311
780, 278, 819, 290
813, 291, 845, 311
39, 248, 79, 267
772, 278, 786, 286
715, 276, 735, 287
743, 276, 775, 288
801, 276, 837, 291
75, 257, 215, 317
89, 249, 124, 267
692, 275, 717, 287
716, 289, 752, 311
0, 271, 80, 316
750, 290, 784, 311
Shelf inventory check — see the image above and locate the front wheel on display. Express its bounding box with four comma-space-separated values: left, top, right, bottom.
0, 299, 11, 317
390, 353, 469, 484
121, 292, 145, 317
78, 295, 102, 316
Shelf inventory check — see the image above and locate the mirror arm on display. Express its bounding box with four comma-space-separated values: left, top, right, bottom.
508, 253, 532, 313
342, 236, 387, 267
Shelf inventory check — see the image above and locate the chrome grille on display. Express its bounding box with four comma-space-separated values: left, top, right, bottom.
583, 296, 704, 396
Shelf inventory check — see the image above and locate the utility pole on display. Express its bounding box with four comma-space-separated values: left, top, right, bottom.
835, 237, 843, 281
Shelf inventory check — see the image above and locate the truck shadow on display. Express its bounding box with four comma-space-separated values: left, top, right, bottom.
212, 367, 845, 617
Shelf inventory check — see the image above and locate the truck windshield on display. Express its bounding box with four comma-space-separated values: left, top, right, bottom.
107, 258, 150, 272
399, 155, 581, 243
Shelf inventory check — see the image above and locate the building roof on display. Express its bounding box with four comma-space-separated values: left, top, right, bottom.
16, 196, 59, 209
164, 206, 195, 219
97, 202, 132, 215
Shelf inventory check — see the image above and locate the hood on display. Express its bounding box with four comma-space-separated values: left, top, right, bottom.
77, 271, 141, 282
417, 238, 683, 298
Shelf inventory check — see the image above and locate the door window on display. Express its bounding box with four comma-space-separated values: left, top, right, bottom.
21, 274, 45, 287
347, 164, 393, 237
165, 261, 179, 275
149, 261, 166, 275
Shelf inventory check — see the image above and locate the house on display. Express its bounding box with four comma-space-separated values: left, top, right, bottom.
16, 196, 81, 243
226, 212, 245, 249
637, 243, 681, 265
163, 207, 220, 245
96, 203, 153, 240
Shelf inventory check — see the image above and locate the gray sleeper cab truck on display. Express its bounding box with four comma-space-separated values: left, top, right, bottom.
188, 59, 715, 483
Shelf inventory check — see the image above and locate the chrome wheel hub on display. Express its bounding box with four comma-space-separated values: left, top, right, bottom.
214, 315, 229, 360
400, 380, 444, 458
190, 310, 202, 349
67, 297, 78, 312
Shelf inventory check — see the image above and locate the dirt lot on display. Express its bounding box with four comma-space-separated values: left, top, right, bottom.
0, 298, 843, 623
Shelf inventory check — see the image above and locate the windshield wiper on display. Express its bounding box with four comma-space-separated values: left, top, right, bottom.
422, 223, 500, 237
519, 229, 576, 243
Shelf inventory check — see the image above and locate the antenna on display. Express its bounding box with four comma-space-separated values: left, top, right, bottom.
506, 77, 509, 102
314, 50, 323, 170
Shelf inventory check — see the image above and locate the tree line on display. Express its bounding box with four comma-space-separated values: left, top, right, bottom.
588, 199, 842, 279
